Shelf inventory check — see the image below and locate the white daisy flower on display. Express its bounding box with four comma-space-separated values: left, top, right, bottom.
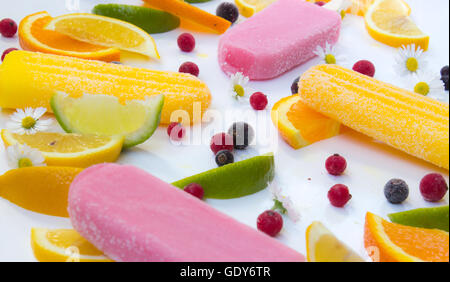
269, 183, 300, 222
324, 0, 352, 19
394, 44, 427, 76
409, 71, 445, 100
229, 72, 251, 100
313, 42, 345, 65
6, 107, 52, 135
6, 144, 46, 169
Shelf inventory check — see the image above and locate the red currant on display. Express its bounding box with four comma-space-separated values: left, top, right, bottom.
1, 48, 18, 62
325, 154, 347, 176
249, 92, 268, 110
184, 183, 204, 200
177, 33, 195, 52
210, 133, 234, 154
0, 19, 17, 38
167, 122, 185, 141
179, 62, 199, 77
257, 210, 283, 237
352, 60, 376, 77
420, 173, 448, 202
328, 184, 351, 207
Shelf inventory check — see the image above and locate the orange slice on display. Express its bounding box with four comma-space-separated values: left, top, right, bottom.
365, 0, 429, 50
18, 11, 120, 62
271, 95, 340, 149
142, 0, 231, 34
364, 212, 449, 262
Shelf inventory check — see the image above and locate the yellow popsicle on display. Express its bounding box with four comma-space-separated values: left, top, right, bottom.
0, 50, 211, 124
298, 64, 449, 170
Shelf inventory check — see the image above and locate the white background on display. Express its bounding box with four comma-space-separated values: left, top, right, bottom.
0, 0, 449, 261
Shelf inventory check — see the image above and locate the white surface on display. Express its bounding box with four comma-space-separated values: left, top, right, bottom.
0, 0, 449, 262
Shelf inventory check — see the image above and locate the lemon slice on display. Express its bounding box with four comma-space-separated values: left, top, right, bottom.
1, 130, 124, 168
235, 0, 277, 17
306, 221, 365, 262
51, 92, 164, 148
31, 228, 112, 262
365, 0, 429, 50
45, 13, 160, 58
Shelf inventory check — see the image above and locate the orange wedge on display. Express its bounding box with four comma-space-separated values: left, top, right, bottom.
365, 0, 429, 50
364, 212, 449, 262
142, 0, 231, 34
19, 11, 120, 62
271, 95, 340, 149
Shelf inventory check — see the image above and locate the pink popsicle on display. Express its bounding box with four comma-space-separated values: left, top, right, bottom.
218, 0, 341, 80
68, 163, 305, 262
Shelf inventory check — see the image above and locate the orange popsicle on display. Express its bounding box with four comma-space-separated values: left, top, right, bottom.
0, 51, 211, 125
298, 64, 449, 169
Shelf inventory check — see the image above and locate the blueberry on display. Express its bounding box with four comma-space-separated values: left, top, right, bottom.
216, 2, 239, 24
441, 75, 449, 91
384, 179, 409, 204
110, 61, 122, 64
291, 76, 300, 94
228, 122, 254, 150
441, 65, 449, 77
215, 150, 234, 167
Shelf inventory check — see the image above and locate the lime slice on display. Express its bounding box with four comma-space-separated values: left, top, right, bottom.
92, 4, 180, 34
51, 92, 164, 148
388, 206, 449, 232
172, 153, 275, 199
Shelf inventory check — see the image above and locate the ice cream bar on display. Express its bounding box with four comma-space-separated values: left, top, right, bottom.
0, 51, 211, 125
218, 0, 341, 80
298, 64, 450, 170
68, 163, 305, 262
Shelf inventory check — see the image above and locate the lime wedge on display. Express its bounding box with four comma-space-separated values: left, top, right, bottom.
172, 153, 275, 199
92, 4, 180, 34
51, 92, 164, 148
388, 206, 449, 232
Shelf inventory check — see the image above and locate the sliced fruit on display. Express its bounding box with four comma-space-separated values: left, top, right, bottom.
92, 4, 180, 34
364, 212, 449, 262
235, 0, 277, 17
142, 0, 231, 34
306, 221, 365, 262
44, 13, 160, 58
388, 206, 449, 232
31, 228, 112, 262
18, 11, 120, 62
51, 92, 164, 148
365, 0, 429, 50
1, 129, 124, 168
172, 153, 274, 199
0, 167, 82, 217
271, 95, 340, 149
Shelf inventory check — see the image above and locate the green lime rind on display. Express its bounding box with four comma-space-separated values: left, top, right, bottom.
50, 92, 164, 148
92, 4, 180, 34
172, 153, 275, 199
388, 205, 449, 232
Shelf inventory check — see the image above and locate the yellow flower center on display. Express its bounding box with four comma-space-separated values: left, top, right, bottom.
414, 82, 430, 95
340, 10, 346, 19
406, 57, 418, 72
234, 84, 245, 97
18, 158, 33, 168
325, 54, 336, 64
21, 116, 36, 129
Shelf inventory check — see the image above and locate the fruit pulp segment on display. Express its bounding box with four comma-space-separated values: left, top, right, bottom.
30, 14, 107, 52
287, 100, 340, 143
46, 229, 104, 256
0, 51, 211, 124
52, 17, 145, 48
6, 132, 114, 153
382, 220, 449, 262
55, 94, 149, 136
